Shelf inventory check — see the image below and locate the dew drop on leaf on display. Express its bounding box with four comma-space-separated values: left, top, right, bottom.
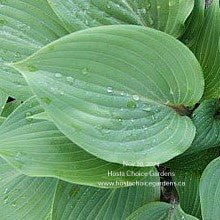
107, 87, 113, 93
41, 97, 52, 105
27, 65, 37, 72
4, 195, 9, 204
127, 100, 137, 109
143, 107, 152, 112
11, 201, 16, 207
55, 73, 62, 78
132, 95, 139, 101
149, 17, 154, 25
4, 187, 9, 194
0, 19, 7, 26
146, 2, 151, 10
25, 112, 33, 122
66, 76, 74, 84
82, 68, 88, 75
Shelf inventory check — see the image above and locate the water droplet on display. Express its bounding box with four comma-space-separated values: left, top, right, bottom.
169, 1, 175, 7
14, 51, 21, 58
25, 112, 33, 122
107, 87, 113, 93
27, 65, 37, 72
0, 19, 8, 26
25, 112, 31, 117
118, 117, 123, 122
107, 2, 111, 9
149, 17, 154, 25
66, 76, 74, 83
170, 88, 174, 95
41, 97, 52, 105
146, 2, 151, 10
157, 5, 161, 10
127, 100, 137, 109
55, 73, 62, 78
4, 195, 9, 204
82, 68, 89, 75
143, 107, 152, 112
132, 95, 139, 101
12, 201, 16, 207
4, 187, 9, 194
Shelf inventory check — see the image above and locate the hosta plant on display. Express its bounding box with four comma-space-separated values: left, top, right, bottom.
0, 0, 219, 219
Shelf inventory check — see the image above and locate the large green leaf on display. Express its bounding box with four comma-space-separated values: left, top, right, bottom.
127, 202, 198, 219
52, 177, 160, 219
184, 100, 220, 155
181, 0, 205, 47
0, 157, 160, 219
12, 25, 204, 166
200, 157, 220, 220
48, 0, 194, 37
173, 171, 202, 219
164, 147, 219, 172
0, 158, 57, 220
0, 97, 155, 188
190, 0, 220, 99
0, 0, 68, 100
164, 148, 219, 219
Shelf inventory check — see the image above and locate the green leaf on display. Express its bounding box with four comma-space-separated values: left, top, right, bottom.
12, 25, 204, 166
165, 147, 220, 172
190, 0, 220, 99
0, 157, 160, 219
181, 0, 205, 47
173, 170, 202, 219
0, 157, 57, 220
164, 148, 219, 218
52, 177, 160, 219
0, 0, 68, 100
127, 202, 198, 220
184, 100, 220, 155
48, 0, 194, 37
0, 90, 8, 115
200, 157, 220, 220
0, 97, 155, 188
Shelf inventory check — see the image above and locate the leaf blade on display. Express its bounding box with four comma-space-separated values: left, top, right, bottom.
12, 25, 204, 165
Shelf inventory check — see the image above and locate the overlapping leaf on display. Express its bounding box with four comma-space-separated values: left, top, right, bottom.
200, 157, 220, 220
0, 156, 160, 219
0, 158, 57, 220
13, 25, 204, 166
185, 100, 220, 155
52, 177, 160, 220
173, 171, 201, 219
127, 202, 198, 220
165, 147, 219, 171
164, 147, 219, 219
181, 0, 205, 47
0, 0, 68, 100
0, 97, 154, 188
189, 0, 220, 99
48, 0, 194, 37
